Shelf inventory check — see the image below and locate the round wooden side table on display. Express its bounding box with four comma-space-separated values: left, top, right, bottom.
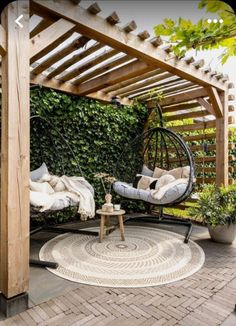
96, 209, 126, 243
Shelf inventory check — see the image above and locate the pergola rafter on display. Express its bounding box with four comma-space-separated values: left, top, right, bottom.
46, 41, 105, 79
0, 0, 234, 317
31, 0, 228, 91
31, 35, 90, 75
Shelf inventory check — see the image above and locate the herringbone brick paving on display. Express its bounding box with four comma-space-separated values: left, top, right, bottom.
1, 233, 236, 325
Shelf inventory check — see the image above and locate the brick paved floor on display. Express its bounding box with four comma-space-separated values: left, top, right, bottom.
1, 223, 236, 325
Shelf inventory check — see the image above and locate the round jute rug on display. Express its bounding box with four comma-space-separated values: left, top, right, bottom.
39, 226, 205, 288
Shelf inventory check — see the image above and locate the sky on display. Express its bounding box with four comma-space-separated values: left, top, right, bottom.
82, 0, 236, 108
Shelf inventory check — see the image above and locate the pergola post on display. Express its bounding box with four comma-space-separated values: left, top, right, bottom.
216, 90, 228, 186
0, 1, 30, 317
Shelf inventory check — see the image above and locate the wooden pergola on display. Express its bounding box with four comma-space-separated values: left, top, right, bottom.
0, 0, 234, 316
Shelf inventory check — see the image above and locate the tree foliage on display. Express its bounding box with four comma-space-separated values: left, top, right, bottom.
154, 0, 236, 63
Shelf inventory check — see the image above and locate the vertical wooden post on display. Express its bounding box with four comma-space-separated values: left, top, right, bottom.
216, 90, 228, 186
0, 0, 29, 316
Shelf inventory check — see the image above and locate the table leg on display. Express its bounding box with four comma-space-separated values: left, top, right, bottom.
118, 215, 125, 241
105, 216, 110, 235
99, 215, 106, 243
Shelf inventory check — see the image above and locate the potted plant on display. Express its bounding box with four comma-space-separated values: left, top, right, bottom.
190, 184, 236, 244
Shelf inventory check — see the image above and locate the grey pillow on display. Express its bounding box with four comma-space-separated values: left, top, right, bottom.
30, 162, 49, 181
141, 164, 154, 177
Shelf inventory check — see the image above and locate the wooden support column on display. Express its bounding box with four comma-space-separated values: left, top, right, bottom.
216, 90, 228, 186
0, 1, 30, 317
0, 24, 6, 56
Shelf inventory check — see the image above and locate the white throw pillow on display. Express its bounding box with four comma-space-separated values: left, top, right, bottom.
155, 174, 175, 191
30, 163, 49, 181
163, 166, 190, 179
134, 174, 158, 190
39, 174, 66, 192
153, 167, 167, 178
30, 180, 55, 194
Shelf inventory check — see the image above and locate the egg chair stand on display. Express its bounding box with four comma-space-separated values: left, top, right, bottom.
30, 115, 98, 269
124, 209, 193, 244
113, 105, 195, 243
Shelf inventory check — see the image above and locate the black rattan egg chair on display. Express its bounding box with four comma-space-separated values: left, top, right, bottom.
113, 105, 195, 243
30, 115, 98, 269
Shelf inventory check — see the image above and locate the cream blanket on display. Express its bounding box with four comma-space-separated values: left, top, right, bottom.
30, 175, 95, 221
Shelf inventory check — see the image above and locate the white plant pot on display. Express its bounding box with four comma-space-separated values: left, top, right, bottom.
208, 224, 236, 244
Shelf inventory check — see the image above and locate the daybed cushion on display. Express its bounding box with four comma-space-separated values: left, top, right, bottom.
30, 191, 79, 212
30, 179, 55, 194
113, 179, 188, 205
30, 162, 49, 181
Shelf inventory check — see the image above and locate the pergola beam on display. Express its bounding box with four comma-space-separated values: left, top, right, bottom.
32, 0, 227, 91
73, 54, 133, 85
30, 18, 76, 63
112, 71, 171, 96
206, 86, 223, 118
101, 69, 161, 93
216, 91, 228, 186
30, 72, 79, 95
76, 60, 153, 95
197, 97, 215, 116
31, 35, 89, 75
30, 17, 55, 38
128, 78, 182, 98
158, 87, 208, 106
47, 42, 104, 79
136, 80, 193, 102
0, 24, 6, 57
60, 48, 119, 82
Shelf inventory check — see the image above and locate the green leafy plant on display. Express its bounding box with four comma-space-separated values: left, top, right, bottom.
189, 184, 236, 227
154, 0, 236, 63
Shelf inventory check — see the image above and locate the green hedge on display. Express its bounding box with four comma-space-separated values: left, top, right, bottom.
30, 88, 148, 221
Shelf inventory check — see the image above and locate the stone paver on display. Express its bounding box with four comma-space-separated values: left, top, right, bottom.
0, 226, 236, 326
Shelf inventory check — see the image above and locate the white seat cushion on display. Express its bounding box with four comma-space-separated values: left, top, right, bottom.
113, 180, 188, 205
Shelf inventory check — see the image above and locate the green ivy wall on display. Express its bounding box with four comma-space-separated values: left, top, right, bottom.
30, 88, 148, 218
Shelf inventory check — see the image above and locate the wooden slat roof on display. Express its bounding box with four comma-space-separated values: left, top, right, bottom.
0, 0, 233, 111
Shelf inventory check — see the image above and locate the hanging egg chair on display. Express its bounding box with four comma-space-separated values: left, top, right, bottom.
113, 105, 196, 243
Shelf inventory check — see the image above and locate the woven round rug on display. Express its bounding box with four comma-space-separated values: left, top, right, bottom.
39, 226, 205, 288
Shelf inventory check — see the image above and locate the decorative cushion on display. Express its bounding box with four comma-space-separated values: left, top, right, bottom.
151, 178, 188, 200
141, 165, 154, 177
153, 167, 167, 178
133, 175, 143, 188
155, 174, 175, 191
30, 180, 55, 194
163, 166, 190, 179
153, 165, 190, 179
30, 162, 49, 181
40, 174, 66, 192
134, 174, 158, 190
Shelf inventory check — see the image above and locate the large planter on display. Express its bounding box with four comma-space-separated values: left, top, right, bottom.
208, 224, 236, 244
